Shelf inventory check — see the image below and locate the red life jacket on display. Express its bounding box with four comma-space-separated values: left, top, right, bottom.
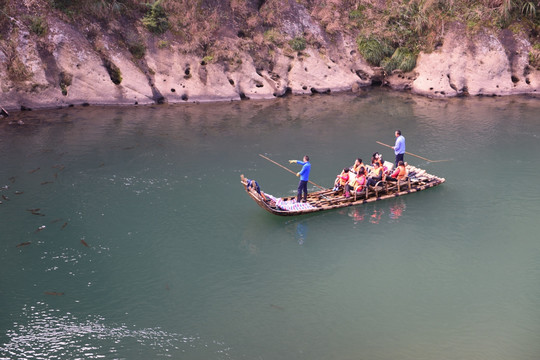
337, 171, 349, 186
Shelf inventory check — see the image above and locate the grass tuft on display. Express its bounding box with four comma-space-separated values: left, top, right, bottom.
29, 16, 48, 37
357, 36, 395, 66
264, 29, 284, 47
289, 36, 306, 51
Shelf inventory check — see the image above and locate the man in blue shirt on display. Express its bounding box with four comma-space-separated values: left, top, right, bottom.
289, 155, 311, 202
392, 130, 406, 167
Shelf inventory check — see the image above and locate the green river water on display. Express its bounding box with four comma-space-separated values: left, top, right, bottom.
1, 89, 540, 360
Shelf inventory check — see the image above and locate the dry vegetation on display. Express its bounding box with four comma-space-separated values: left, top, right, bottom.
0, 0, 539, 80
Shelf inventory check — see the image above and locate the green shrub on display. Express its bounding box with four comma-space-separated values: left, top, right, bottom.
49, 0, 70, 11
381, 47, 417, 73
529, 44, 540, 69
109, 66, 122, 84
49, 0, 76, 16
142, 0, 169, 34
393, 47, 416, 72
264, 29, 284, 46
29, 16, 48, 36
59, 71, 73, 95
357, 36, 395, 66
380, 57, 396, 73
103, 59, 122, 85
7, 56, 32, 82
128, 41, 146, 59
289, 36, 306, 51
349, 6, 366, 21
201, 55, 214, 65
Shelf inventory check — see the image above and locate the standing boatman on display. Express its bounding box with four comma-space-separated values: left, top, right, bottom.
392, 130, 405, 167
289, 155, 311, 202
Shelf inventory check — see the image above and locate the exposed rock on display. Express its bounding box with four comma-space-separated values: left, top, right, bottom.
1, 6, 539, 112
287, 47, 370, 95
412, 24, 540, 98
386, 70, 416, 91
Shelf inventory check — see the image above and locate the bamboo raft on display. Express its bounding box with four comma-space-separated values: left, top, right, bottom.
241, 164, 445, 216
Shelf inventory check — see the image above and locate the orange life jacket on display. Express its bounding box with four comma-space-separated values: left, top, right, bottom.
370, 166, 383, 178
396, 165, 407, 180
353, 175, 366, 191
352, 162, 364, 174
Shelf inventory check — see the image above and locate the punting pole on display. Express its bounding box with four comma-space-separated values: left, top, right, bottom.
376, 141, 451, 163
258, 154, 326, 190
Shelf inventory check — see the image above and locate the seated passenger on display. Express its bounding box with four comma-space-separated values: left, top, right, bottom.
350, 158, 364, 175
333, 168, 350, 191
345, 167, 366, 198
371, 152, 383, 168
372, 152, 390, 173
367, 161, 385, 187
387, 161, 407, 182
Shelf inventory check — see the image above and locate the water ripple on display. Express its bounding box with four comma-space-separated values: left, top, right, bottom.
0, 302, 232, 359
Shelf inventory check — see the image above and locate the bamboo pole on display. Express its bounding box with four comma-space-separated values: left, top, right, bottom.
376, 141, 451, 163
258, 154, 326, 190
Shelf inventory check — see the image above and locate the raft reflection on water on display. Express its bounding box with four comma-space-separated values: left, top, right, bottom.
345, 199, 406, 225
288, 200, 409, 245
281, 199, 409, 248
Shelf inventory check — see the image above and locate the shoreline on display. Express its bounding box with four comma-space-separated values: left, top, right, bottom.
2, 85, 540, 123
1, 3, 539, 117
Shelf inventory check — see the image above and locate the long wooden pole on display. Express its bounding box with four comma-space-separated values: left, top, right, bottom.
258, 154, 326, 190
376, 141, 450, 163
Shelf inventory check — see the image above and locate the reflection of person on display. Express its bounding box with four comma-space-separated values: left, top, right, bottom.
370, 209, 384, 224
296, 222, 308, 245
390, 202, 405, 220
349, 208, 366, 222
392, 130, 405, 167
289, 155, 311, 202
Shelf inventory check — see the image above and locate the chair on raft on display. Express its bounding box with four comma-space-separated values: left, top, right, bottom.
362, 161, 394, 199
353, 184, 369, 201
386, 174, 412, 193
367, 179, 388, 198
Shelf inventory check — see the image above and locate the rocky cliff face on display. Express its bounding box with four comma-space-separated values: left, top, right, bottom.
0, 1, 538, 111
411, 23, 540, 97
